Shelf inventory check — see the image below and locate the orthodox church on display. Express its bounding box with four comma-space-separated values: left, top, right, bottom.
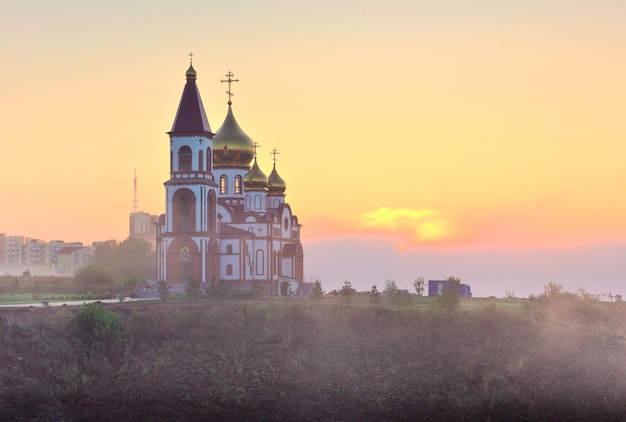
155, 62, 304, 295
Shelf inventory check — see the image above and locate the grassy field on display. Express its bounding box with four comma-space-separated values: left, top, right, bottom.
0, 275, 133, 305
1, 294, 625, 421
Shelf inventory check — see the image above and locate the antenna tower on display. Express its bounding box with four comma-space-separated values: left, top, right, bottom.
132, 170, 138, 212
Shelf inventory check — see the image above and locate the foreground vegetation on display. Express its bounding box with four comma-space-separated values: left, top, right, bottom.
2, 288, 626, 421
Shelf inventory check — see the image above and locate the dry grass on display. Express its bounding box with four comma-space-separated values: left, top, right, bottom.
1, 297, 626, 421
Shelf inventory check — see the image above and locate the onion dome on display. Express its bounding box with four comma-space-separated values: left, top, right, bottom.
212, 105, 255, 168
243, 157, 268, 191
268, 164, 286, 195
185, 64, 197, 79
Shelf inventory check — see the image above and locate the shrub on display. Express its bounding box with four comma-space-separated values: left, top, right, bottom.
157, 280, 170, 301
369, 284, 381, 306
434, 276, 460, 311
340, 281, 355, 305
185, 277, 201, 305
206, 280, 231, 299
74, 303, 125, 358
310, 280, 324, 302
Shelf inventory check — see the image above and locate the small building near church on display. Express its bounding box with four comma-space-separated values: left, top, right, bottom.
428, 280, 472, 298
56, 246, 95, 275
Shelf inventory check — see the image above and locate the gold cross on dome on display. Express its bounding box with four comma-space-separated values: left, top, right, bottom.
220, 71, 239, 105
271, 148, 280, 165
252, 141, 261, 157
188, 52, 194, 64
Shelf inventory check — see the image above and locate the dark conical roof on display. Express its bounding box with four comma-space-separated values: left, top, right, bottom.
170, 65, 212, 135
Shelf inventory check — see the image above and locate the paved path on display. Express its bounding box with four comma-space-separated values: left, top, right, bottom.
0, 297, 156, 308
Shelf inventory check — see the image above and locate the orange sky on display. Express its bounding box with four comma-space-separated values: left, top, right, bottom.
1, 1, 626, 295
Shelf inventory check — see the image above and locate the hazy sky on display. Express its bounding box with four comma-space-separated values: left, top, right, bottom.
2, 1, 625, 297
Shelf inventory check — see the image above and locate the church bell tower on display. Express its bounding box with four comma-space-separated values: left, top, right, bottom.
156, 56, 221, 284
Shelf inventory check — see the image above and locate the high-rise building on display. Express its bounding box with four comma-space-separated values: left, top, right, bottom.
0, 233, 5, 264
155, 64, 304, 295
25, 239, 46, 265
5, 235, 26, 265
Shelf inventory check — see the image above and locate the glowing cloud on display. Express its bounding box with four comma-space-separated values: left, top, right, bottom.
358, 207, 454, 245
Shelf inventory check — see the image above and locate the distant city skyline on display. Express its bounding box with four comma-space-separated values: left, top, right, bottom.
2, 1, 625, 296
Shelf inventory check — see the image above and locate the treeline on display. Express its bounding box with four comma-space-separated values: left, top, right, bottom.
75, 237, 155, 291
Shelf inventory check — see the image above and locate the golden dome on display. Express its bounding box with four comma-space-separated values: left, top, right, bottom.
243, 158, 268, 191
212, 105, 255, 168
186, 64, 197, 79
268, 164, 286, 195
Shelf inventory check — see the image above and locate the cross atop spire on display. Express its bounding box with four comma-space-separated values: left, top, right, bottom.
221, 71, 239, 105
271, 148, 280, 165
252, 141, 261, 158
188, 51, 194, 65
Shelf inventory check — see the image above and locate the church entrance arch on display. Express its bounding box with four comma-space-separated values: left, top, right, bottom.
167, 237, 200, 283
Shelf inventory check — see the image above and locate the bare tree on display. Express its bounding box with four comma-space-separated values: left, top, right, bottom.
383, 278, 398, 297
412, 276, 426, 296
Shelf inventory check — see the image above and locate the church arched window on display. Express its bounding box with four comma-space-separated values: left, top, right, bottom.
256, 249, 264, 274
206, 147, 212, 171
226, 264, 233, 276
178, 146, 192, 172
235, 175, 242, 194
198, 150, 204, 171
180, 193, 192, 231
226, 244, 233, 254
254, 195, 261, 209
220, 175, 228, 194
207, 190, 216, 233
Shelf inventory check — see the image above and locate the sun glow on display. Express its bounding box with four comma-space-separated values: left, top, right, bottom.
360, 207, 454, 243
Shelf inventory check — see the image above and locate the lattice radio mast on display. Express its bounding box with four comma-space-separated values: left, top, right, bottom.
132, 169, 139, 212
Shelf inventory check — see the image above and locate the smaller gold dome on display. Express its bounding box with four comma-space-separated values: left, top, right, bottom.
243, 158, 268, 191
268, 164, 286, 195
186, 64, 197, 79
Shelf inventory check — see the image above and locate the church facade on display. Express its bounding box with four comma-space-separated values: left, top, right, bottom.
155, 64, 304, 295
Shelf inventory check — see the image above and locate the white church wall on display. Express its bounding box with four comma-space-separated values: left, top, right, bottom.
170, 135, 212, 172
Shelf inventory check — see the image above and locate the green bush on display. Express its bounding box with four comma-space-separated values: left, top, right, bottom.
74, 303, 125, 358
